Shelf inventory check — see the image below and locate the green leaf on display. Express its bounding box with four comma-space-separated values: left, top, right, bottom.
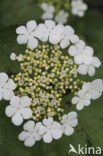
0, 0, 42, 28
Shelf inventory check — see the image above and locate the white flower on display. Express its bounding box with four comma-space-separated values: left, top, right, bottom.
82, 79, 103, 100
5, 96, 32, 126
10, 53, 17, 61
16, 20, 38, 50
39, 117, 62, 143
61, 112, 78, 136
0, 73, 16, 100
78, 56, 101, 76
68, 40, 101, 76
72, 89, 91, 110
41, 3, 55, 20
18, 120, 42, 147
55, 10, 69, 24
60, 26, 79, 49
34, 20, 56, 42
71, 0, 88, 17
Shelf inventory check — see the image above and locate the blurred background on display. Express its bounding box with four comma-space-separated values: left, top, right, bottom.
0, 0, 103, 156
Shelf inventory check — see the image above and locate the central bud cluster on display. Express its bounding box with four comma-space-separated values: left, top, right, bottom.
12, 43, 82, 121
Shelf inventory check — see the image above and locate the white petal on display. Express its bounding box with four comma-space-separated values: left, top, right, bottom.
39, 125, 47, 135
43, 117, 53, 127
72, 97, 79, 104
69, 119, 78, 127
27, 37, 38, 50
68, 45, 78, 56
41, 13, 53, 20
76, 40, 85, 50
10, 96, 20, 106
88, 66, 95, 76
12, 113, 23, 126
6, 79, 16, 90
3, 89, 14, 100
69, 35, 79, 43
17, 35, 28, 44
34, 24, 48, 42
68, 111, 77, 119
41, 3, 48, 11
78, 64, 88, 75
76, 103, 84, 110
21, 108, 32, 119
64, 125, 74, 136
60, 39, 70, 49
48, 6, 55, 13
24, 120, 35, 132
21, 96, 31, 107
52, 130, 62, 139
33, 132, 41, 141
43, 132, 52, 143
74, 54, 84, 65
49, 24, 64, 44
26, 20, 37, 32
0, 72, 8, 82
83, 55, 93, 65
18, 131, 29, 141
45, 20, 55, 30
16, 26, 27, 34
83, 46, 94, 56
24, 136, 35, 147
52, 121, 61, 129
92, 57, 101, 68
5, 105, 16, 117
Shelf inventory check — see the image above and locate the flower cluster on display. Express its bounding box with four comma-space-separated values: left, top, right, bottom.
0, 19, 102, 147
39, 0, 88, 24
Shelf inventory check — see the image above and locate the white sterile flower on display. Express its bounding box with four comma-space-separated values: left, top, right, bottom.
16, 20, 38, 50
68, 40, 101, 76
60, 26, 79, 49
34, 20, 56, 42
39, 117, 62, 143
5, 96, 32, 126
71, 0, 88, 17
61, 112, 78, 136
0, 73, 16, 100
82, 79, 103, 100
72, 89, 91, 110
41, 3, 55, 20
10, 53, 17, 61
18, 120, 42, 147
55, 10, 69, 24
